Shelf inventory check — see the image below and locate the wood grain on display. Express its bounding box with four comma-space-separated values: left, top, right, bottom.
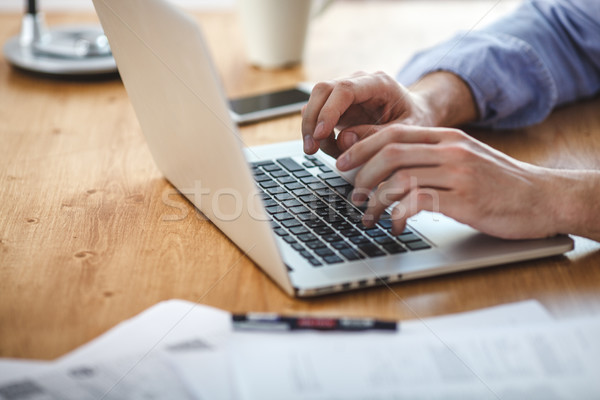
1, 1, 599, 360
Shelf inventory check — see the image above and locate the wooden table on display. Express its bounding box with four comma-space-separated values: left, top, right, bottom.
1, 1, 599, 361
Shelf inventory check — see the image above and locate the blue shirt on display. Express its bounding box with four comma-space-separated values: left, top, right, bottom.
397, 0, 600, 129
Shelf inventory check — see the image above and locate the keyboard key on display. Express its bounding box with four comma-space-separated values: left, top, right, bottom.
306, 240, 327, 249
274, 227, 287, 236
319, 166, 333, 173
291, 188, 312, 197
308, 258, 323, 267
278, 176, 296, 184
325, 177, 348, 187
322, 233, 342, 242
349, 235, 370, 245
330, 241, 349, 250
315, 188, 336, 197
397, 233, 421, 243
265, 205, 285, 214
263, 198, 278, 207
293, 170, 311, 178
274, 212, 293, 221
290, 226, 310, 235
313, 226, 334, 236
365, 228, 387, 238
340, 248, 364, 261
284, 182, 304, 190
299, 250, 313, 259
277, 157, 303, 172
340, 228, 360, 237
383, 243, 407, 254
374, 236, 395, 245
263, 164, 282, 172
271, 170, 290, 178
267, 186, 286, 195
302, 161, 315, 168
305, 219, 326, 228
333, 184, 353, 197
289, 205, 309, 215
308, 182, 328, 190
298, 212, 318, 222
259, 180, 278, 189
274, 192, 293, 201
378, 219, 393, 229
315, 247, 335, 257
253, 161, 275, 168
317, 172, 339, 180
299, 194, 320, 203
315, 208, 334, 217
298, 233, 317, 242
282, 199, 302, 208
254, 173, 271, 182
300, 176, 319, 184
323, 255, 344, 264
406, 241, 431, 251
291, 243, 304, 251
282, 235, 296, 244
312, 200, 329, 209
357, 243, 386, 257
281, 218, 301, 228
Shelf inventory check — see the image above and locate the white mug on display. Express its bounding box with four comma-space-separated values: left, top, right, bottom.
237, 0, 332, 69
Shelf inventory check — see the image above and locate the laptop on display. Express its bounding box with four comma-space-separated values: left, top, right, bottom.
92, 0, 574, 297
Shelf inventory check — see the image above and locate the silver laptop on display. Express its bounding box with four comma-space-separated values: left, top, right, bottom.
93, 0, 573, 297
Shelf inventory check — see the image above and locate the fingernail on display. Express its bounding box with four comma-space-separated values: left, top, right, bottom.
303, 135, 315, 153
343, 132, 358, 149
314, 121, 325, 139
351, 190, 366, 204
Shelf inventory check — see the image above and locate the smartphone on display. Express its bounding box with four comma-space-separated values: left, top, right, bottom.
229, 86, 311, 125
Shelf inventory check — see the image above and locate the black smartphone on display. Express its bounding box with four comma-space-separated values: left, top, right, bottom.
229, 86, 311, 124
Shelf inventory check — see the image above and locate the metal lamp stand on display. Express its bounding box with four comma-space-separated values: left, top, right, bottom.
3, 0, 117, 76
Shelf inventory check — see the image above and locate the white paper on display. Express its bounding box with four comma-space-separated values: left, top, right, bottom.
168, 300, 552, 400
0, 359, 52, 383
0, 299, 561, 400
230, 317, 600, 400
0, 352, 194, 400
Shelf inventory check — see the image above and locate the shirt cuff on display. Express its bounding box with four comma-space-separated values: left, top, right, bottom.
397, 31, 558, 130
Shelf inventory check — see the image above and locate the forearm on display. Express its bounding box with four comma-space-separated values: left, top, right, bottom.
549, 169, 600, 242
409, 71, 478, 128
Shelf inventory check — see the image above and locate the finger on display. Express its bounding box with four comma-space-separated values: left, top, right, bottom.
319, 131, 342, 158
337, 124, 390, 153
314, 74, 392, 141
362, 167, 452, 227
302, 81, 335, 154
350, 143, 445, 205
390, 188, 450, 236
337, 124, 445, 171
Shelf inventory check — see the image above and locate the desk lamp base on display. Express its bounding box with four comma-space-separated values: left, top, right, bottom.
3, 13, 117, 76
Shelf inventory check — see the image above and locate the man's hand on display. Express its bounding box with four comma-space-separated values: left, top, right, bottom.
336, 124, 565, 240
301, 71, 478, 157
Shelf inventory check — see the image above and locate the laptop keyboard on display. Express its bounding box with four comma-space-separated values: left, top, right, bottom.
251, 155, 431, 267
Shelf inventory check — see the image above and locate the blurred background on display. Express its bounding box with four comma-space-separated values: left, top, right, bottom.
0, 0, 236, 11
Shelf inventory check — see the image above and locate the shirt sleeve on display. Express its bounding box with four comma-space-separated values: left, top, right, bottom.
396, 0, 600, 130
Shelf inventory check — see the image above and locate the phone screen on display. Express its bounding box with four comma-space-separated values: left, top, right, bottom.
229, 88, 310, 115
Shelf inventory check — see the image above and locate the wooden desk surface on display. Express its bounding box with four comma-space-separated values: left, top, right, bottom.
1, 1, 599, 360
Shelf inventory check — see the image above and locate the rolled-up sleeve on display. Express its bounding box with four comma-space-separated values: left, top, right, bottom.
397, 0, 600, 130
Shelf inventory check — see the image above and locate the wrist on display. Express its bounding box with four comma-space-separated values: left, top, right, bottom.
546, 169, 600, 241
409, 71, 478, 127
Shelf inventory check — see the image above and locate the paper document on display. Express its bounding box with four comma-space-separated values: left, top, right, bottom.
1, 299, 595, 400
230, 318, 600, 400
